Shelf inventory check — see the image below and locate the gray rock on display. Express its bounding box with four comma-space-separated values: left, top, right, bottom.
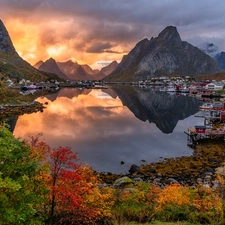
113, 176, 133, 188
153, 178, 162, 185
129, 164, 140, 174
167, 178, 180, 184
196, 178, 203, 184
133, 177, 143, 182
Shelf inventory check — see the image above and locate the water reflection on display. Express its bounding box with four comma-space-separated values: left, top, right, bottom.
13, 86, 201, 174
104, 86, 201, 133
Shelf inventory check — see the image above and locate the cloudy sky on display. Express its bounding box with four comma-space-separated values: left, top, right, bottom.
1, 0, 225, 69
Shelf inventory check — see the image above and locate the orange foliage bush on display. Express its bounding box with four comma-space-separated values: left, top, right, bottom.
192, 185, 223, 219
28, 135, 114, 225
156, 184, 191, 210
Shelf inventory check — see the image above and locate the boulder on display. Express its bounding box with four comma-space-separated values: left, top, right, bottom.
113, 176, 133, 188
129, 164, 140, 174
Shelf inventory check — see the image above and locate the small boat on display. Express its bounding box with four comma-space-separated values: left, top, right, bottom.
179, 86, 189, 93
166, 87, 176, 92
199, 102, 213, 111
166, 83, 176, 92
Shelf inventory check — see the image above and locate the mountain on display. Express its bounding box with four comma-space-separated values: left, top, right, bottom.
57, 60, 91, 80
33, 60, 44, 69
104, 26, 221, 81
100, 60, 118, 76
199, 43, 225, 71
199, 42, 219, 58
57, 60, 118, 80
214, 52, 225, 71
38, 58, 68, 80
0, 19, 59, 82
36, 59, 118, 80
81, 64, 99, 75
0, 20, 16, 54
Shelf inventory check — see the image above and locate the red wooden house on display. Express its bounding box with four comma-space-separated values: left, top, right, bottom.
195, 125, 206, 134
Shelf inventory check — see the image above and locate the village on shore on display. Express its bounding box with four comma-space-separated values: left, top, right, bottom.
3, 74, 225, 96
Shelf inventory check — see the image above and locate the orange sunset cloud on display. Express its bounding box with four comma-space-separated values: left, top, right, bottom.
1, 0, 225, 69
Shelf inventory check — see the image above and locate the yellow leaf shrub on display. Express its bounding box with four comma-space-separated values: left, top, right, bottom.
156, 184, 191, 210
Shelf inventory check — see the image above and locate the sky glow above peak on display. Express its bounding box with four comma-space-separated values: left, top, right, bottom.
1, 0, 225, 69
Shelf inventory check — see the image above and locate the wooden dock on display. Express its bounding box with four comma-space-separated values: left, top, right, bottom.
185, 101, 225, 147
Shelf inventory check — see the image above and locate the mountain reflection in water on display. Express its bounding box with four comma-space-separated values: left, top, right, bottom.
13, 86, 201, 174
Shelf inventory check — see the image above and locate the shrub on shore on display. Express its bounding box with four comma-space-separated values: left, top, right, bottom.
1, 125, 225, 224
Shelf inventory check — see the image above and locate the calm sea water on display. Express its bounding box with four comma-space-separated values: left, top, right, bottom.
13, 86, 203, 174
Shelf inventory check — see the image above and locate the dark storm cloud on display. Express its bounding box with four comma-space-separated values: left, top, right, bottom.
1, 0, 225, 66
2, 0, 225, 33
86, 42, 116, 53
0, 0, 43, 10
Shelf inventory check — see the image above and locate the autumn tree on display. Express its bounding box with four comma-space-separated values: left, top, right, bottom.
0, 127, 48, 224
46, 146, 114, 224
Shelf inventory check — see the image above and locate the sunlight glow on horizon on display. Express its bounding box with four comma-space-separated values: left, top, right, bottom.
4, 19, 123, 70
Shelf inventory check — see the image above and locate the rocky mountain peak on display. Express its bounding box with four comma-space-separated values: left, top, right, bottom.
100, 60, 118, 75
33, 60, 44, 69
105, 25, 220, 81
64, 59, 78, 65
157, 26, 181, 43
0, 19, 16, 54
39, 57, 68, 80
47, 57, 56, 63
199, 42, 219, 58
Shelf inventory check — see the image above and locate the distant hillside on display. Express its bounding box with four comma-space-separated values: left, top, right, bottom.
104, 26, 220, 82
39, 58, 68, 80
100, 60, 118, 76
36, 59, 118, 80
199, 43, 225, 72
94, 60, 118, 80
199, 42, 219, 58
214, 52, 225, 71
192, 71, 225, 81
57, 60, 91, 80
0, 20, 59, 82
33, 60, 44, 69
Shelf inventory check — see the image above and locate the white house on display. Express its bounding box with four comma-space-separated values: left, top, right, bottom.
205, 81, 224, 90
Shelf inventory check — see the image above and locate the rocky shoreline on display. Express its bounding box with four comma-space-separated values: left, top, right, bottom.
0, 101, 46, 118
100, 164, 220, 189
99, 139, 225, 188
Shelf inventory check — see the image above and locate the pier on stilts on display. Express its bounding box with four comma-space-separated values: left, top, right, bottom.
185, 101, 225, 148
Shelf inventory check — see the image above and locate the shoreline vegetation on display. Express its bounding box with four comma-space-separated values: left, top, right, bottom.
2, 82, 225, 224
1, 125, 225, 224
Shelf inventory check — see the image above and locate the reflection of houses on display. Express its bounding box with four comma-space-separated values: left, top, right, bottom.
185, 101, 225, 147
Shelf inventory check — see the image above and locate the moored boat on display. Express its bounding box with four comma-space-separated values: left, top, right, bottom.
179, 85, 189, 93
199, 102, 213, 111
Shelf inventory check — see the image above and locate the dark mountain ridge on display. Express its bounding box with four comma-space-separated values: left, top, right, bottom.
39, 58, 68, 80
105, 26, 221, 81
214, 52, 225, 71
36, 58, 118, 80
0, 19, 59, 82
